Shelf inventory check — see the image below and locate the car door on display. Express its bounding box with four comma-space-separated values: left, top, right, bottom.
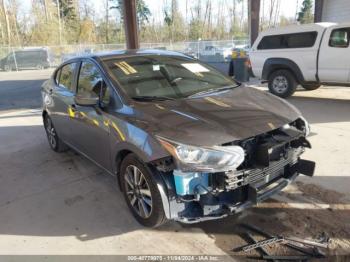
49, 62, 78, 144
16, 52, 28, 69
69, 59, 112, 170
318, 26, 350, 83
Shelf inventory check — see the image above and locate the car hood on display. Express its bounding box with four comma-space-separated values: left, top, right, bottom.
131, 86, 301, 146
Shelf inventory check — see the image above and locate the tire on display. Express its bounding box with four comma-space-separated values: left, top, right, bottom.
302, 84, 321, 91
268, 70, 297, 98
36, 64, 44, 70
43, 115, 68, 152
4, 64, 12, 72
120, 153, 167, 227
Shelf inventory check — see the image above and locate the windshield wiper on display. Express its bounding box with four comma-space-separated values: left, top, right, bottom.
132, 95, 175, 101
188, 85, 238, 98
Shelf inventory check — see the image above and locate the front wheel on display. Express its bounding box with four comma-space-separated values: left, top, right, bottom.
120, 154, 167, 227
36, 64, 44, 70
302, 84, 321, 91
268, 70, 297, 98
4, 64, 12, 72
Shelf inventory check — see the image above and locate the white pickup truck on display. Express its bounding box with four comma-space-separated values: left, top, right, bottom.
249, 23, 350, 97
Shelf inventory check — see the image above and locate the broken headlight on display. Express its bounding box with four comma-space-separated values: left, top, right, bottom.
300, 116, 310, 137
157, 137, 245, 172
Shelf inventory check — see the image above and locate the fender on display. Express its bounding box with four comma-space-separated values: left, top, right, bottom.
262, 58, 305, 83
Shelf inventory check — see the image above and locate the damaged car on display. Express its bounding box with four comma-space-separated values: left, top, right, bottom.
41, 49, 315, 227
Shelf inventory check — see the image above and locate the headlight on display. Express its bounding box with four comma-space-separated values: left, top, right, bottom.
157, 137, 245, 172
300, 116, 310, 136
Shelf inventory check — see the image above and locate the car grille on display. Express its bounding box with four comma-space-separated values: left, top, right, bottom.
225, 147, 304, 190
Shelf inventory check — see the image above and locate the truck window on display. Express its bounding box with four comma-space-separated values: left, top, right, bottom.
258, 31, 317, 50
258, 35, 284, 49
329, 28, 350, 48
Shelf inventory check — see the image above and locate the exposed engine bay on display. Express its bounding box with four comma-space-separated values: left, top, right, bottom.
152, 118, 315, 223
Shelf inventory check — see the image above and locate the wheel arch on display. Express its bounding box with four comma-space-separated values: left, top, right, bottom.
262, 58, 305, 84
115, 149, 134, 190
115, 149, 172, 219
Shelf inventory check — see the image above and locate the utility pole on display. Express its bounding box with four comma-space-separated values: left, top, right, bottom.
123, 0, 139, 49
249, 0, 260, 46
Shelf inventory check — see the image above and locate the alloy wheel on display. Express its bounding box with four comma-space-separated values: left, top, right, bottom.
45, 117, 57, 149
272, 75, 288, 94
124, 165, 153, 218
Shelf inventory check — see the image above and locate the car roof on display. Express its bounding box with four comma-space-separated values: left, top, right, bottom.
259, 22, 337, 36
71, 49, 192, 62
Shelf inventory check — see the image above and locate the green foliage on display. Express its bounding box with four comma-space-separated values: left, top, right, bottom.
297, 0, 314, 24
59, 0, 77, 20
136, 0, 151, 26
110, 0, 151, 27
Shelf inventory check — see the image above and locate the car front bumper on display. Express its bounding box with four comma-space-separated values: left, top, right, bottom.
158, 158, 315, 224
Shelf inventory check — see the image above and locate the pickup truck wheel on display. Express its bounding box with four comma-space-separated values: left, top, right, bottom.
120, 154, 167, 228
268, 70, 297, 98
302, 84, 321, 90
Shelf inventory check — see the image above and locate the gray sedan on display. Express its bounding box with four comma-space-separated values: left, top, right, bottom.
42, 49, 314, 227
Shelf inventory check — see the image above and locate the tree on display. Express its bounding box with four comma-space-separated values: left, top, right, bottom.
1, 0, 11, 46
297, 0, 314, 24
110, 0, 151, 28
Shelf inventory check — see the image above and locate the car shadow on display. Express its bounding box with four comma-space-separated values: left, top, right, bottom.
0, 124, 185, 241
1, 125, 350, 242
189, 181, 350, 259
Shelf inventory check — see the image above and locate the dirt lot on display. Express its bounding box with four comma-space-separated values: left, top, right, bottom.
0, 70, 349, 260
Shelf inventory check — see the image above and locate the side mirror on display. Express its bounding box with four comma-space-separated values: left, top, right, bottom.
74, 93, 99, 106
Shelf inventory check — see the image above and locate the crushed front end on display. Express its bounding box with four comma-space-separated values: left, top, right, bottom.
153, 118, 315, 223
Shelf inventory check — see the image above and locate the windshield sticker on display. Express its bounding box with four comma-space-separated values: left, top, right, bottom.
181, 63, 209, 73
153, 65, 160, 71
115, 61, 137, 75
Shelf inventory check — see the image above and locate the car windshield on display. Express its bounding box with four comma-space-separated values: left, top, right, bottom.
103, 55, 237, 100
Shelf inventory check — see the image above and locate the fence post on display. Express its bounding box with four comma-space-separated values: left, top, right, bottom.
11, 47, 18, 71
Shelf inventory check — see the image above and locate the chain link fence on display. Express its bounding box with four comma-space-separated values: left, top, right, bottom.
0, 39, 249, 72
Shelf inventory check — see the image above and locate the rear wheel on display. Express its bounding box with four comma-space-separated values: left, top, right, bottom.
268, 70, 297, 98
43, 115, 68, 152
4, 64, 12, 72
120, 154, 167, 227
302, 84, 321, 90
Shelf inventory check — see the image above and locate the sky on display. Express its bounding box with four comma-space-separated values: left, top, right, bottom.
18, 0, 304, 23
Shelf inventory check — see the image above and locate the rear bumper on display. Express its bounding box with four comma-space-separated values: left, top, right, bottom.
168, 159, 315, 224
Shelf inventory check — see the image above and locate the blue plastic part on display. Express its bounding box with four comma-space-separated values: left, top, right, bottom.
173, 170, 209, 195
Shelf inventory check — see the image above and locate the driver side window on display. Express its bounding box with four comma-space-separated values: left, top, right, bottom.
78, 61, 110, 105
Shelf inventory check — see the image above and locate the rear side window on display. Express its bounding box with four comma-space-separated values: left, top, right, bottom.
258, 31, 318, 50
329, 28, 350, 48
58, 63, 77, 92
